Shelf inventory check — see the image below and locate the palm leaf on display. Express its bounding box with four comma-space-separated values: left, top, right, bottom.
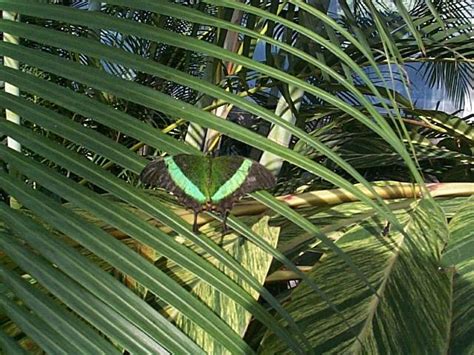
0, 0, 472, 352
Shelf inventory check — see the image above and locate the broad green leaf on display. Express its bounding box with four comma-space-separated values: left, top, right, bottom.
173, 216, 279, 353
254, 190, 378, 294
443, 196, 474, 269
260, 199, 451, 353
443, 196, 474, 354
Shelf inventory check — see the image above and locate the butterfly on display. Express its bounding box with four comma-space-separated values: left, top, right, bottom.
140, 154, 276, 233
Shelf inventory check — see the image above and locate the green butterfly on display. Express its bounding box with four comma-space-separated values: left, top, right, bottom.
140, 154, 276, 232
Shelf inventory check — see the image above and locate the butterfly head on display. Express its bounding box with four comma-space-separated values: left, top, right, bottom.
204, 201, 217, 211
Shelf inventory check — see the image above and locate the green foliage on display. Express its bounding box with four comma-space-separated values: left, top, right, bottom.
172, 216, 280, 354
0, 0, 473, 353
442, 196, 474, 354
260, 200, 452, 353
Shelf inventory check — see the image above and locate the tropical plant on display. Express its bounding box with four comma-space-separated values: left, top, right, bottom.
0, 0, 473, 353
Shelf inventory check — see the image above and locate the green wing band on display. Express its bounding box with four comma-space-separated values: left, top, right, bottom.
165, 157, 207, 203
211, 159, 253, 203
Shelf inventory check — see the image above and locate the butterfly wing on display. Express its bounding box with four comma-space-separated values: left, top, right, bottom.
140, 155, 209, 211
210, 156, 275, 212
140, 158, 169, 188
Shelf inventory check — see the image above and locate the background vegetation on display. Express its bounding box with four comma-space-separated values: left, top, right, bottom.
0, 0, 473, 353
